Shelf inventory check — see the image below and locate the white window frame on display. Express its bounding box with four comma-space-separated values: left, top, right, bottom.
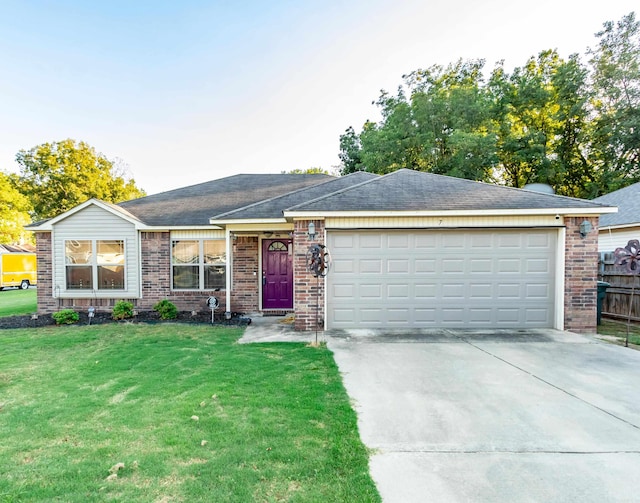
171, 239, 226, 291
64, 239, 126, 291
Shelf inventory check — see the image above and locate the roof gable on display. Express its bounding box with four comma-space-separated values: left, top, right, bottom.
27, 198, 143, 231
286, 169, 614, 214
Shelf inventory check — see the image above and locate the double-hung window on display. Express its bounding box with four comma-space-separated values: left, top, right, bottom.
65, 240, 125, 290
172, 239, 226, 290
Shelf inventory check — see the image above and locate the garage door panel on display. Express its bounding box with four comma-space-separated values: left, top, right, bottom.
360, 284, 382, 298
415, 284, 437, 298
526, 258, 551, 273
332, 284, 354, 298
469, 284, 492, 298
497, 283, 522, 298
469, 308, 493, 323
360, 259, 382, 273
360, 235, 382, 248
442, 258, 465, 273
388, 234, 409, 248
327, 230, 556, 329
387, 284, 409, 299
333, 258, 355, 273
388, 259, 409, 273
526, 284, 549, 298
415, 259, 437, 273
470, 259, 493, 273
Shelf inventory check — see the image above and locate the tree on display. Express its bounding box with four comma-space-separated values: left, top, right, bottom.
15, 139, 146, 221
488, 50, 594, 196
284, 167, 333, 175
588, 11, 640, 194
0, 171, 32, 245
341, 60, 496, 180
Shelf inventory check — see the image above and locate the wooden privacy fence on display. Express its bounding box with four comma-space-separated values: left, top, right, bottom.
600, 260, 640, 322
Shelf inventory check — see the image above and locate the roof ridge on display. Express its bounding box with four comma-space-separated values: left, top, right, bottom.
285, 170, 384, 211
210, 174, 341, 219
394, 169, 613, 208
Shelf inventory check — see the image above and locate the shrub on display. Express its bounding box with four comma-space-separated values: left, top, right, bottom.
153, 299, 178, 320
52, 309, 79, 325
112, 300, 134, 320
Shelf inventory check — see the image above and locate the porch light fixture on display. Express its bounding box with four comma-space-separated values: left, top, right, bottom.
308, 222, 316, 240
579, 220, 592, 238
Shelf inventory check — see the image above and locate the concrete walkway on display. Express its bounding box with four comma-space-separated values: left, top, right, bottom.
240, 320, 640, 502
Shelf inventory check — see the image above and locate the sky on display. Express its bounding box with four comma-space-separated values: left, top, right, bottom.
0, 0, 638, 195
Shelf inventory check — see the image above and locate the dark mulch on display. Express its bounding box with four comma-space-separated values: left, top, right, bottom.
0, 311, 252, 330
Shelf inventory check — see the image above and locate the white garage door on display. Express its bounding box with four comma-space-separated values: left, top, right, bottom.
326, 229, 557, 329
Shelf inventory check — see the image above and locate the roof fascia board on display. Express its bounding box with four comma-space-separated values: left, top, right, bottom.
226, 222, 294, 232
209, 218, 288, 226
598, 223, 640, 231
284, 207, 617, 219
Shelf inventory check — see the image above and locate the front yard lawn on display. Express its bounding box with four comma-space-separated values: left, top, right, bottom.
0, 287, 37, 317
0, 324, 379, 502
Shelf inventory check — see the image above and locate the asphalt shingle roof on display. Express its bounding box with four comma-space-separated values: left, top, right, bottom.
211, 171, 378, 221
593, 182, 639, 227
119, 173, 333, 226
287, 169, 610, 212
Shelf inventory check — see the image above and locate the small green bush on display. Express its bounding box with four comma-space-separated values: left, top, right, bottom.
52, 309, 79, 325
153, 299, 178, 320
112, 300, 134, 320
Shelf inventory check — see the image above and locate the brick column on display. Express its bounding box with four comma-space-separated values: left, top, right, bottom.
35, 231, 56, 314
564, 216, 599, 333
140, 231, 171, 310
230, 236, 259, 312
293, 220, 325, 331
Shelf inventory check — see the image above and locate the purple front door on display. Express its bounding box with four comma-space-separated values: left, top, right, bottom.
262, 239, 293, 309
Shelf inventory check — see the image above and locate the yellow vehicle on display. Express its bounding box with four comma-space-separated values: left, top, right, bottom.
0, 247, 37, 290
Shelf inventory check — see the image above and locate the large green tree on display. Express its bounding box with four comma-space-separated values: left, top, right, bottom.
0, 171, 32, 245
15, 139, 145, 221
339, 11, 639, 199
588, 11, 640, 195
488, 50, 593, 196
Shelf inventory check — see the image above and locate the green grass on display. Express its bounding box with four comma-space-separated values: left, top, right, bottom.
0, 324, 380, 502
598, 318, 640, 346
0, 288, 37, 317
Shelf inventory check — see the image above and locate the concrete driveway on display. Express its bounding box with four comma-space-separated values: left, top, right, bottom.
327, 329, 640, 503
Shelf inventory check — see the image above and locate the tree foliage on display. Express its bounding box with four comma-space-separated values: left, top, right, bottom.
0, 171, 32, 245
340, 12, 640, 198
15, 139, 146, 221
588, 11, 640, 194
285, 167, 332, 175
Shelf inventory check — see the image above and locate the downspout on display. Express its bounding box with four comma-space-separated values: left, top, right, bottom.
225, 228, 232, 315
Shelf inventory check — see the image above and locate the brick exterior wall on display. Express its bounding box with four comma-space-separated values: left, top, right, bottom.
35, 231, 227, 315
230, 236, 259, 313
564, 216, 599, 333
35, 217, 601, 333
293, 220, 325, 331
35, 232, 56, 314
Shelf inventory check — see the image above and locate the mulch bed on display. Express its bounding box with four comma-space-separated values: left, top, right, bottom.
0, 311, 252, 330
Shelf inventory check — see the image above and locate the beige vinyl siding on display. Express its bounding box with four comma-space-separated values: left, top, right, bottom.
171, 230, 225, 239
53, 205, 139, 298
325, 215, 564, 229
598, 227, 640, 253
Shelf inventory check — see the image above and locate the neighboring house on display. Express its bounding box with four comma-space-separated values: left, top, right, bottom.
593, 182, 640, 253
28, 169, 615, 333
